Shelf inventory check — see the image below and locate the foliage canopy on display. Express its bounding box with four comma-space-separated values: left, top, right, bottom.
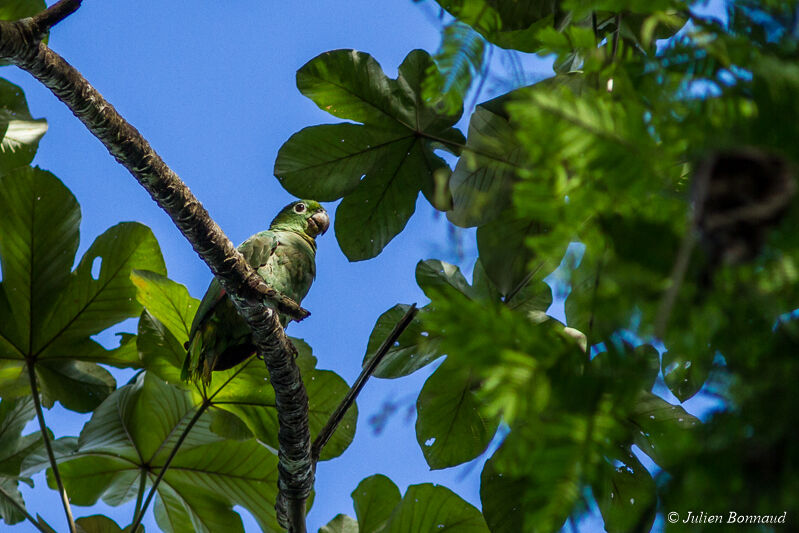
2, 0, 799, 532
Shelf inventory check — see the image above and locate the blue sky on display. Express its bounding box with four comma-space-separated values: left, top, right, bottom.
3, 1, 729, 532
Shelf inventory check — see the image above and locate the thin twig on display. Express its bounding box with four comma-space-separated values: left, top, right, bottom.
0, 482, 50, 533
129, 402, 209, 532
31, 0, 82, 33
26, 361, 76, 533
312, 304, 419, 461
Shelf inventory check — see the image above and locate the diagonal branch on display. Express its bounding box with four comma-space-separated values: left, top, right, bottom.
0, 11, 313, 533
312, 304, 419, 462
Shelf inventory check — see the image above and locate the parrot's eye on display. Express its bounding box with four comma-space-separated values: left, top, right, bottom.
293, 203, 307, 214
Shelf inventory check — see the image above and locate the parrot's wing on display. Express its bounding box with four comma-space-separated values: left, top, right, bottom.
186, 231, 279, 344
187, 277, 225, 343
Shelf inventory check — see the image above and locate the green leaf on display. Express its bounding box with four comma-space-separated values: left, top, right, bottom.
386, 483, 489, 533
362, 304, 443, 379
432, 0, 559, 53
0, 396, 38, 526
595, 449, 656, 533
51, 372, 281, 533
38, 222, 166, 350
351, 474, 401, 533
476, 208, 549, 298
662, 350, 712, 403
423, 22, 485, 114
320, 514, 359, 533
0, 168, 164, 408
192, 339, 357, 461
37, 360, 116, 413
0, 78, 47, 170
0, 166, 79, 353
416, 259, 475, 299
0, 477, 26, 525
138, 311, 188, 388
628, 392, 699, 468
447, 91, 524, 227
131, 270, 198, 346
416, 358, 499, 469
275, 49, 465, 260
0, 1, 46, 22
295, 49, 397, 125
480, 450, 528, 533
75, 515, 144, 533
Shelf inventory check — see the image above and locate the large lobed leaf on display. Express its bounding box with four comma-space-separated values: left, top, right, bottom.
48, 372, 283, 533
275, 49, 465, 261
0, 168, 163, 411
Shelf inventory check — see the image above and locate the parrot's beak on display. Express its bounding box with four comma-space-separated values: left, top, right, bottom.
309, 210, 330, 236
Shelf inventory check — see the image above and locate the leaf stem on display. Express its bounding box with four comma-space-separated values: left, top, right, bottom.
26, 360, 76, 533
0, 482, 50, 533
129, 401, 209, 532
132, 467, 147, 526
311, 304, 418, 461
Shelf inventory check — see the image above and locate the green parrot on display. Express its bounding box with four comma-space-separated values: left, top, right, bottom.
181, 199, 329, 384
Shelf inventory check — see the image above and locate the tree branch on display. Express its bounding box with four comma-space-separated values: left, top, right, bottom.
31, 0, 82, 35
312, 304, 419, 462
0, 12, 314, 532
26, 361, 76, 533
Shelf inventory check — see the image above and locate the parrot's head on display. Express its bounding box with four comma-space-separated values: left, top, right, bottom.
271, 199, 330, 238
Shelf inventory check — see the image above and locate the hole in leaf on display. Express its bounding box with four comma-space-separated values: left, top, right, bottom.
91, 256, 102, 280
424, 437, 435, 446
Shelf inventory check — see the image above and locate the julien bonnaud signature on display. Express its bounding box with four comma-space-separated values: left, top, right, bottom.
667, 510, 788, 525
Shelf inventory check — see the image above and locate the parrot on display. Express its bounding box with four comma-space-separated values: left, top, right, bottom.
181, 199, 329, 384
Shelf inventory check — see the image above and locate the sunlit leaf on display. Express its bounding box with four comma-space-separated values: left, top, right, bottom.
131, 270, 198, 346
320, 514, 358, 533
50, 372, 281, 533
0, 78, 46, 170
192, 338, 357, 461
